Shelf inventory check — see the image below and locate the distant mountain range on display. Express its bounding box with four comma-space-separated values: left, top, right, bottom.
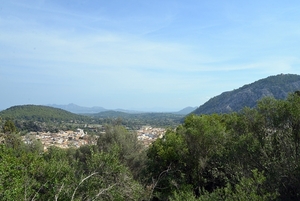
47, 104, 197, 115
193, 74, 300, 115
47, 103, 107, 114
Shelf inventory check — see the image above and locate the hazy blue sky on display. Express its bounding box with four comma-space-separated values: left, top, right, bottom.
1, 0, 300, 111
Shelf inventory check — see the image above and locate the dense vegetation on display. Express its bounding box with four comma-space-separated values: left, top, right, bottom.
90, 111, 184, 129
146, 92, 300, 200
194, 74, 300, 114
0, 123, 147, 200
2, 92, 300, 200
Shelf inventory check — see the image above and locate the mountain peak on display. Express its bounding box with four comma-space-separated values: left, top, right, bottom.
193, 74, 300, 115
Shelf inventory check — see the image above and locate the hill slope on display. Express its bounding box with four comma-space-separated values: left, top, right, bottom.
173, 106, 198, 115
0, 105, 90, 122
193, 74, 300, 115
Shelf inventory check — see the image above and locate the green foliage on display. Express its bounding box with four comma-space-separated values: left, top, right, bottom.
0, 125, 146, 200
145, 93, 300, 200
170, 169, 277, 201
146, 114, 228, 199
2, 119, 17, 134
75, 146, 144, 200
146, 130, 188, 199
0, 145, 25, 200
97, 124, 146, 181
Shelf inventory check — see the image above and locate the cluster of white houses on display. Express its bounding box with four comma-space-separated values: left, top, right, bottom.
136, 126, 166, 147
22, 126, 166, 151
22, 128, 97, 151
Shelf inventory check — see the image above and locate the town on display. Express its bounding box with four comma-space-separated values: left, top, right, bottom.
136, 126, 166, 147
22, 126, 166, 151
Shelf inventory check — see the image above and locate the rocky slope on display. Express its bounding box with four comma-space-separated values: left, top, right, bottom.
193, 74, 300, 115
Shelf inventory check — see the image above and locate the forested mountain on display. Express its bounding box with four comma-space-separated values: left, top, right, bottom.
0, 105, 90, 122
193, 74, 300, 115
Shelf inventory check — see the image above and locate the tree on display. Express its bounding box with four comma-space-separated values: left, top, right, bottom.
169, 169, 277, 201
74, 146, 145, 200
2, 119, 17, 134
182, 114, 227, 194
146, 130, 188, 200
146, 114, 228, 199
97, 124, 145, 179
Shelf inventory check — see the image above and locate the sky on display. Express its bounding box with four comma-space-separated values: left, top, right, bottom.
1, 0, 300, 112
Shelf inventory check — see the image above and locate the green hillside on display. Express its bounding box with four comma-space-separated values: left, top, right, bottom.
0, 105, 90, 122
193, 74, 300, 115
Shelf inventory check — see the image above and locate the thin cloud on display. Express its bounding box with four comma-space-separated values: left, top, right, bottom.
2, 0, 300, 110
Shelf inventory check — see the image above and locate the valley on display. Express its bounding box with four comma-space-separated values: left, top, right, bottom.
1, 74, 300, 200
